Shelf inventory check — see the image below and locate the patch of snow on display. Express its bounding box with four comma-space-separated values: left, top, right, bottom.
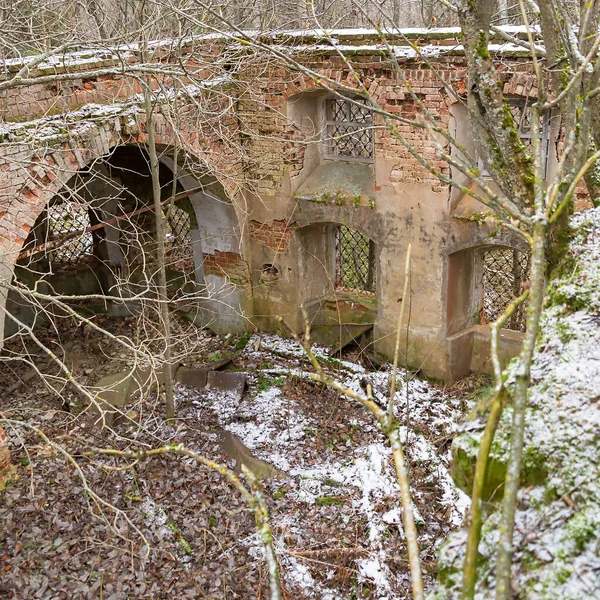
357, 553, 393, 597
142, 497, 172, 542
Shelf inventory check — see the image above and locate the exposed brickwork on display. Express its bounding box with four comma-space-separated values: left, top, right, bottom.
0, 44, 220, 121
0, 105, 243, 263
0, 424, 12, 490
503, 72, 539, 99
0, 33, 593, 377
249, 219, 296, 253
0, 42, 570, 252
203, 251, 250, 284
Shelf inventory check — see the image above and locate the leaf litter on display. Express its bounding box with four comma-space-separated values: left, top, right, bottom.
0, 319, 472, 599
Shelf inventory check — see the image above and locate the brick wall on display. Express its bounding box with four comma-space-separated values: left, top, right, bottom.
234, 55, 467, 197
0, 424, 12, 489
203, 250, 250, 284
249, 219, 297, 253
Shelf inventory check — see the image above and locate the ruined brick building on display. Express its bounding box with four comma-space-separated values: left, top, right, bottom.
0, 29, 583, 381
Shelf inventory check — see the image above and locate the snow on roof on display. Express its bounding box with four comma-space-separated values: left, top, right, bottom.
0, 78, 231, 143
0, 26, 540, 73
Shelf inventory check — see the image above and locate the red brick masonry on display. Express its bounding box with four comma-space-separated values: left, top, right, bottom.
249, 220, 296, 253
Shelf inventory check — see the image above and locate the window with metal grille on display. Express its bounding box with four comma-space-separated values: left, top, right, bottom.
324, 97, 374, 162
478, 99, 550, 178
335, 225, 376, 293
47, 201, 93, 265
481, 247, 531, 332
165, 204, 194, 272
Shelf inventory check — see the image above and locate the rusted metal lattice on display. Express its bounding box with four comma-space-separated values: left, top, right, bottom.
482, 247, 531, 331
165, 204, 194, 272
47, 201, 93, 264
335, 225, 376, 293
510, 99, 549, 176
478, 99, 549, 177
325, 98, 374, 161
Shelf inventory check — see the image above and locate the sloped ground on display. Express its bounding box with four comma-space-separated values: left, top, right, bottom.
434, 208, 600, 599
0, 316, 471, 599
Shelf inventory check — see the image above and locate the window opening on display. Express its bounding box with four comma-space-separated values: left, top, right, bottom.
481, 247, 530, 332
324, 97, 374, 162
478, 98, 550, 178
335, 225, 376, 293
165, 204, 194, 272
47, 200, 93, 265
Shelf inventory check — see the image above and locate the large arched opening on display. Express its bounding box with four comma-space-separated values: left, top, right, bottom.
4, 144, 249, 340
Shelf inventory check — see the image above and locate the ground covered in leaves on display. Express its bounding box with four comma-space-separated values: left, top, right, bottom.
0, 316, 475, 599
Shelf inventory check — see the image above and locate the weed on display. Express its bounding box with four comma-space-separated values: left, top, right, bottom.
235, 331, 252, 350
317, 495, 344, 506
273, 487, 287, 500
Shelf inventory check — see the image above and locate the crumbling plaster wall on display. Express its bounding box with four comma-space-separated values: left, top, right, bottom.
240, 56, 470, 378
0, 39, 565, 379
239, 54, 567, 379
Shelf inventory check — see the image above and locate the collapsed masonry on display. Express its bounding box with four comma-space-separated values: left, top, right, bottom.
0, 28, 591, 380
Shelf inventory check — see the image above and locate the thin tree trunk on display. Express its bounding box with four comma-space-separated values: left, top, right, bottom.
494, 222, 547, 599
143, 77, 176, 422
462, 289, 529, 599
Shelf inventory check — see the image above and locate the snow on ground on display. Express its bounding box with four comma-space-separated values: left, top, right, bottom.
173, 333, 470, 598
434, 208, 600, 599
0, 314, 471, 599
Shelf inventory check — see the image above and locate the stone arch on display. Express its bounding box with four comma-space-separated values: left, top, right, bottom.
159, 155, 250, 333
0, 111, 248, 342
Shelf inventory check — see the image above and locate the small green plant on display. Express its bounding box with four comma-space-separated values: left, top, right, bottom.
207, 351, 223, 362
317, 495, 344, 506
125, 491, 142, 502
235, 331, 252, 350
208, 515, 217, 528
167, 521, 193, 555
326, 438, 338, 451
273, 487, 287, 500
253, 374, 287, 396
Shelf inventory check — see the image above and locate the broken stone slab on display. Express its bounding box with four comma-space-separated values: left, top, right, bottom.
216, 430, 283, 480
89, 363, 247, 429
174, 366, 207, 388
210, 357, 234, 371
88, 371, 135, 428
88, 362, 180, 428
310, 323, 374, 353
206, 371, 246, 400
